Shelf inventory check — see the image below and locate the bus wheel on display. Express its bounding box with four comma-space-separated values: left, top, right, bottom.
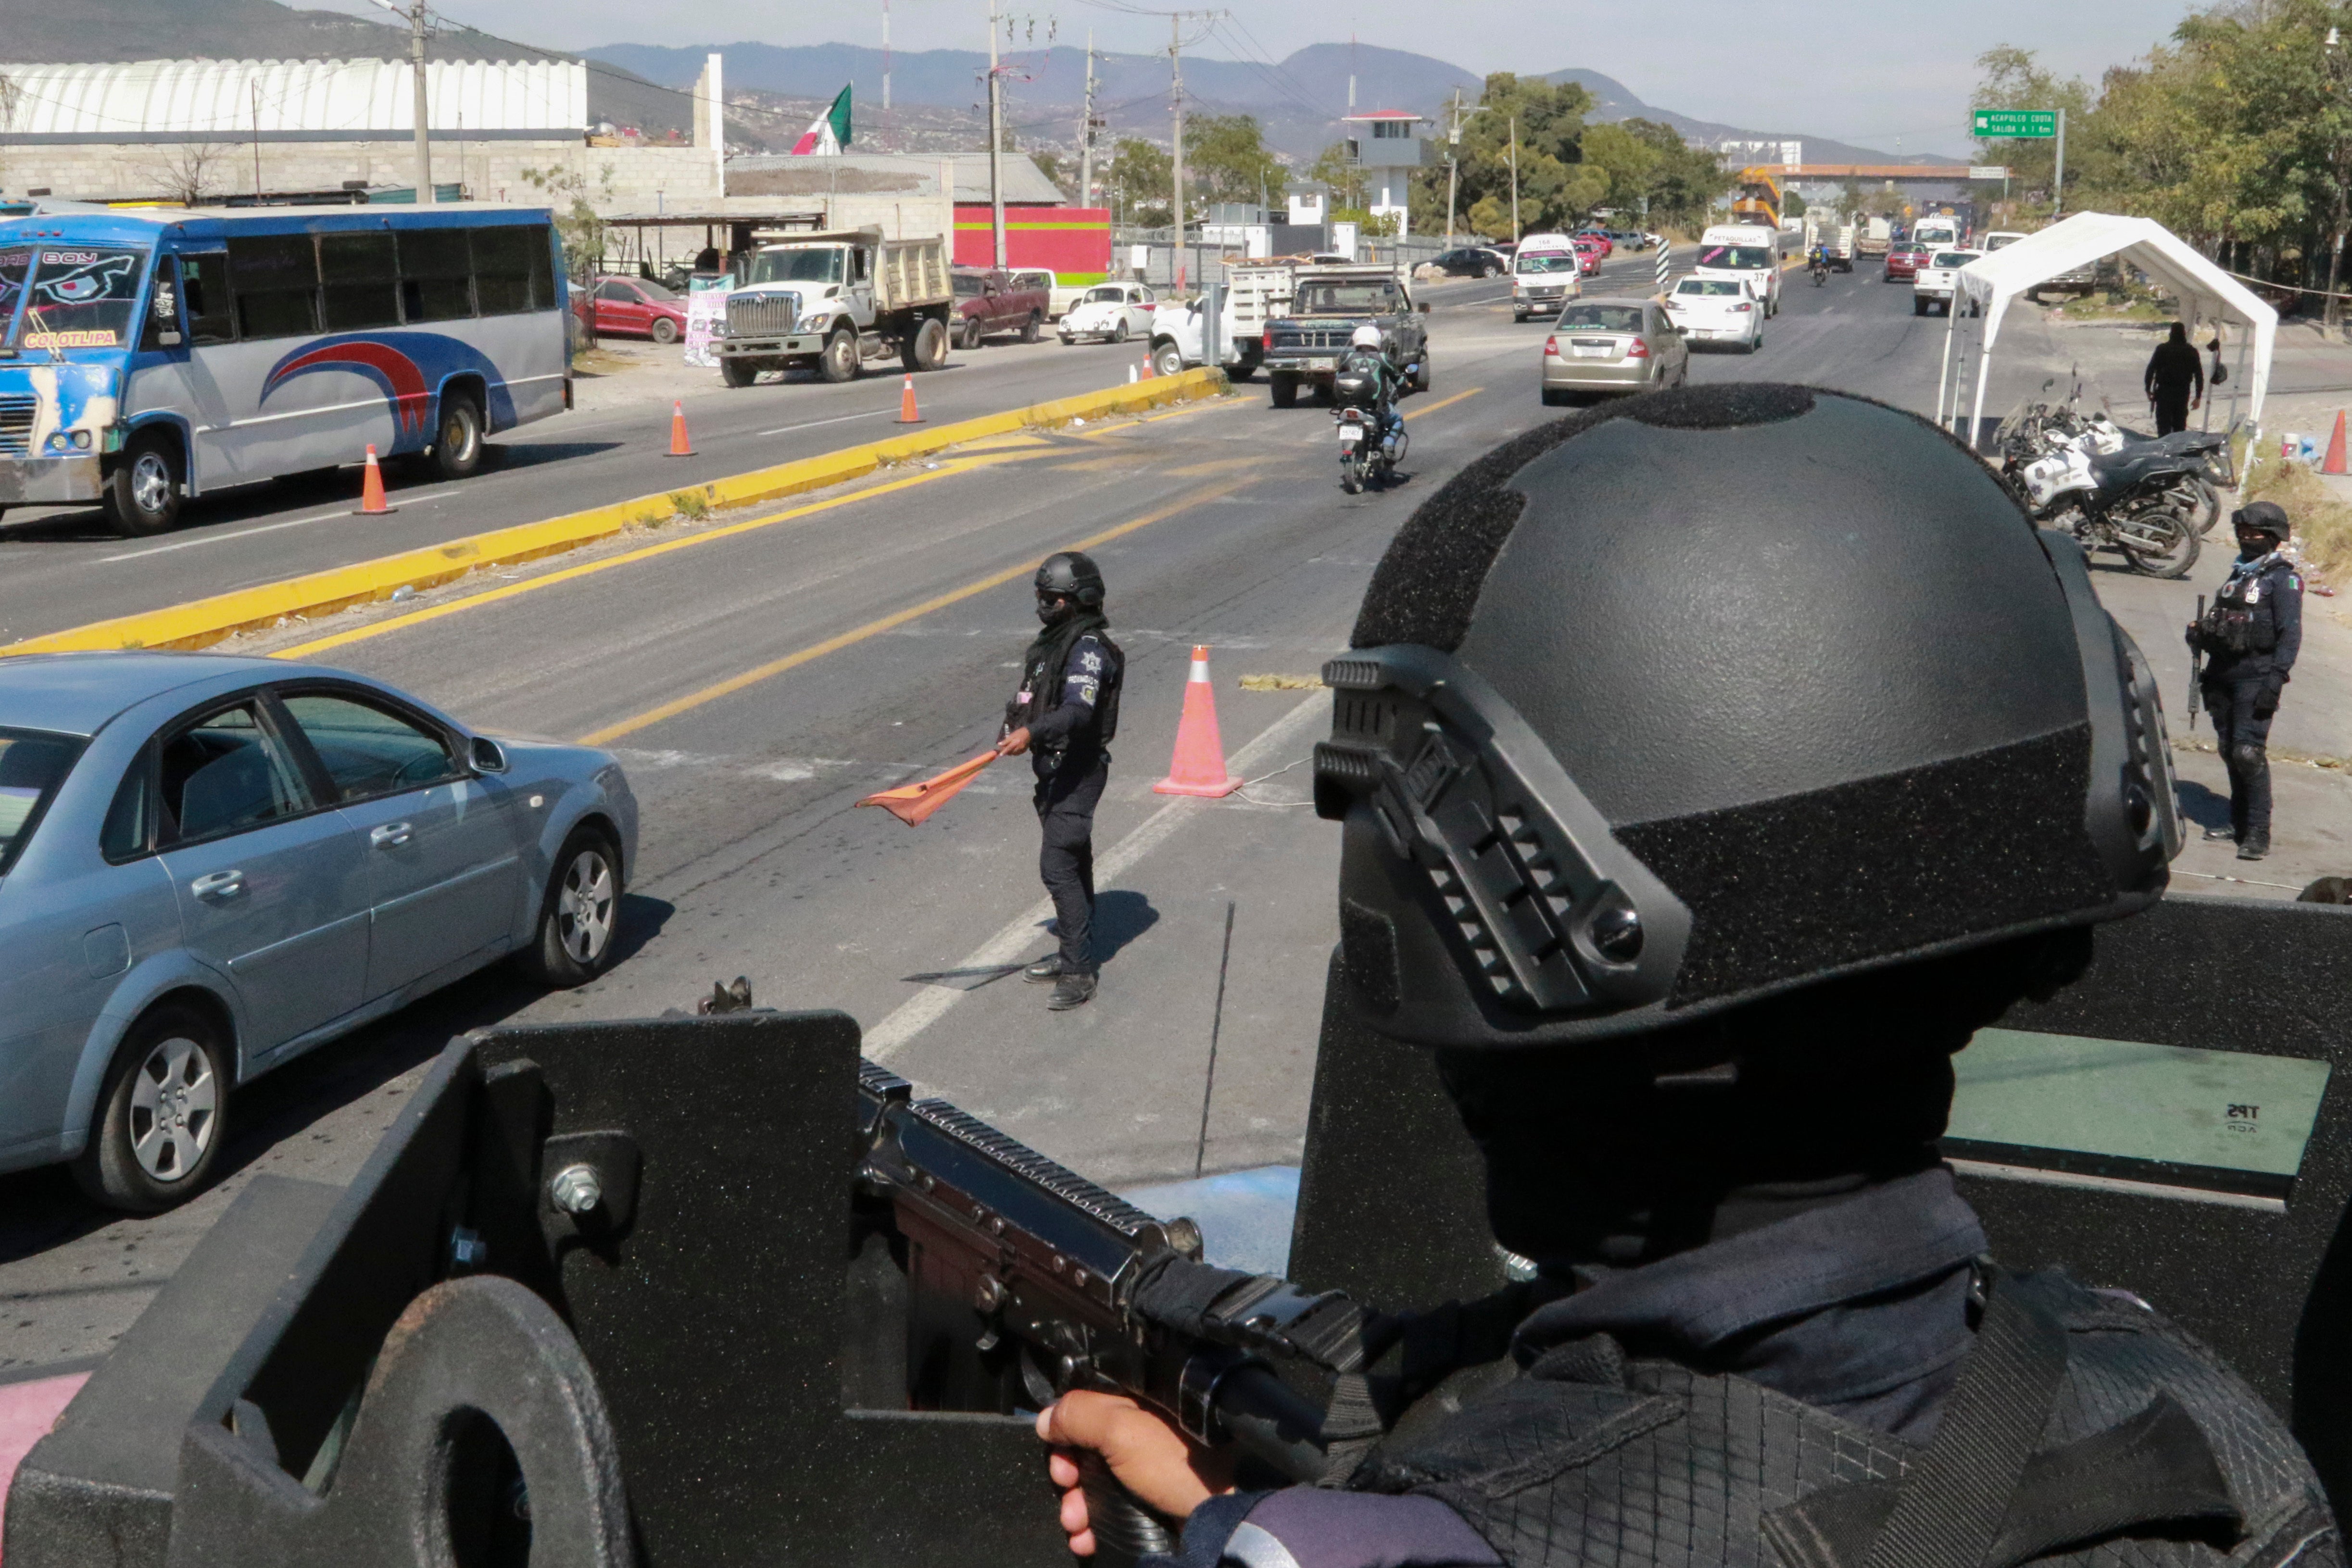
430, 393, 485, 480
102, 433, 182, 537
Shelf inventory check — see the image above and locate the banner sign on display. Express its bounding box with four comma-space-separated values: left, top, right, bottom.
684, 276, 730, 368
1973, 109, 2057, 138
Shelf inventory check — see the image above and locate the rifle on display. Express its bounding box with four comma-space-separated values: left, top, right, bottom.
2188, 594, 2204, 730
855, 1060, 1363, 1561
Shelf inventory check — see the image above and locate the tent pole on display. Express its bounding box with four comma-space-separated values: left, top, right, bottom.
1969, 324, 1994, 455
1937, 287, 1961, 428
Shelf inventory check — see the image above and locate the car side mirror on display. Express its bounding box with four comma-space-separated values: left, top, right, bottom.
1417, 301, 1430, 314
470, 736, 510, 775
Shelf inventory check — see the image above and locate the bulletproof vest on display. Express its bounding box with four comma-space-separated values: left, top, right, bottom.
1013, 629, 1122, 752
2201, 560, 2292, 662
1343, 1269, 2335, 1568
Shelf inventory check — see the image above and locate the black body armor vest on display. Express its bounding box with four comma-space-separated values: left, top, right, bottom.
2200, 560, 2294, 664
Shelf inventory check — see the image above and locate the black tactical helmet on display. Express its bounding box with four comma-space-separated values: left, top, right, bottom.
1035, 551, 1107, 608
2232, 501, 2291, 541
1316, 384, 2180, 1049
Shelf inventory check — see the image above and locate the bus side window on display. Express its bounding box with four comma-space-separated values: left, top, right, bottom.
228, 233, 319, 339
472, 226, 547, 315
320, 231, 399, 331
181, 253, 236, 345
398, 228, 472, 322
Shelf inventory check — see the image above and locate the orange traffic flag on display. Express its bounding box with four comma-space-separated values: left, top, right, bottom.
857, 749, 1000, 825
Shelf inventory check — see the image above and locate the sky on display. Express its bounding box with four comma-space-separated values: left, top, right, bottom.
318, 0, 2204, 153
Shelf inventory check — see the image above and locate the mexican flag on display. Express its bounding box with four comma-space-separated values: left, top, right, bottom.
790, 85, 853, 155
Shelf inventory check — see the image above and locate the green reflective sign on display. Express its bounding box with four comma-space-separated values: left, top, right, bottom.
1972, 109, 2057, 138
1946, 1028, 2330, 1201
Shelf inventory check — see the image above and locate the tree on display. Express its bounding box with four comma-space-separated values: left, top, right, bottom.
1837, 180, 1866, 220
1430, 73, 1605, 235
1107, 137, 1170, 227
519, 162, 618, 276
1309, 139, 1367, 212
134, 143, 235, 206
1971, 46, 2097, 214
1187, 114, 1286, 209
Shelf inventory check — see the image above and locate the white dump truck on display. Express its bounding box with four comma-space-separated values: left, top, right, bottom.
717, 227, 955, 387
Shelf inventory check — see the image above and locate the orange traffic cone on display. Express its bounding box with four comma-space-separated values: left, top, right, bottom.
1137, 350, 1157, 381
857, 749, 998, 825
1153, 645, 1242, 798
897, 373, 922, 425
2327, 410, 2348, 476
668, 399, 694, 457
359, 444, 390, 514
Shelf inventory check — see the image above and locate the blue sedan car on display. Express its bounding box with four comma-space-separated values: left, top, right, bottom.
0, 652, 639, 1211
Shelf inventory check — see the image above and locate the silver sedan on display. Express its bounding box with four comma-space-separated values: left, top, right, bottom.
0, 652, 638, 1211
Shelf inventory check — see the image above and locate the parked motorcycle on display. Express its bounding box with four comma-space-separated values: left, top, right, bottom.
1997, 385, 2203, 578
2078, 407, 2236, 537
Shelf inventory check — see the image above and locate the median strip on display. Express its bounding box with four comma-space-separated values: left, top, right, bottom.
2, 368, 1228, 658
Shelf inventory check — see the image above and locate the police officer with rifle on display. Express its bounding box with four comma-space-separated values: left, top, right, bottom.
1032, 387, 2339, 1568
2190, 501, 2302, 862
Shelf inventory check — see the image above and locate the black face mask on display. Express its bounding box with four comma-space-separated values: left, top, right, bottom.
1037, 593, 1074, 627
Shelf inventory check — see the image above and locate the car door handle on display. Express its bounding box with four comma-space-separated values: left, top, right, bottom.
190, 870, 244, 901
370, 822, 415, 849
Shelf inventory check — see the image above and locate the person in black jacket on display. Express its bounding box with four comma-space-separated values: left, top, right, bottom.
2145, 321, 2205, 435
1032, 387, 2335, 1568
2193, 501, 2303, 860
998, 552, 1122, 1011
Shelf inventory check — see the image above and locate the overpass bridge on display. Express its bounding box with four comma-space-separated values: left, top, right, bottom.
1778, 165, 1999, 182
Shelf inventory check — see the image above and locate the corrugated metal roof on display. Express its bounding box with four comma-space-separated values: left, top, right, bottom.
0, 59, 587, 141
727, 152, 1064, 205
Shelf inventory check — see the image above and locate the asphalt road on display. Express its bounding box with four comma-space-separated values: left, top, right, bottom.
0, 249, 2083, 1370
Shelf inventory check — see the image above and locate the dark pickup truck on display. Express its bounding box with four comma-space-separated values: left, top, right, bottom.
1260, 265, 1429, 407
951, 267, 1051, 349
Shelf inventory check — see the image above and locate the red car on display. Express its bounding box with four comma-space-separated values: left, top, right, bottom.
1570, 238, 1604, 276
1883, 246, 1928, 283
952, 267, 1052, 349
1575, 230, 1615, 259
582, 274, 688, 343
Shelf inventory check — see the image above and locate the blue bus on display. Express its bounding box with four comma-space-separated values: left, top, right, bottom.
0, 202, 569, 537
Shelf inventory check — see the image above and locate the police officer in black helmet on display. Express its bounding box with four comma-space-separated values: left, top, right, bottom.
1035, 386, 2336, 1568
1000, 552, 1123, 1012
2191, 501, 2302, 861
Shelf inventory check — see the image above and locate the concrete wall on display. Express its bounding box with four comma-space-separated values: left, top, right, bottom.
1, 138, 723, 212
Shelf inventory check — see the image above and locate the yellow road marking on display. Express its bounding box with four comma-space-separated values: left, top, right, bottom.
1405, 387, 1484, 421
1071, 394, 1241, 439
575, 471, 1263, 746
275, 456, 1015, 660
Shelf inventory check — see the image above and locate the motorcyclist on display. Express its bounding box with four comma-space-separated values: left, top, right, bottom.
1810, 242, 1830, 283
1336, 323, 1403, 458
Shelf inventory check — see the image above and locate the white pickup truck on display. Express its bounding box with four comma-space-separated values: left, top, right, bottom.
716, 227, 955, 386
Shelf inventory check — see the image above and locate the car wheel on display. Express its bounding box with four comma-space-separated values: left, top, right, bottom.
959, 316, 985, 351
1110, 319, 1130, 345
1152, 341, 1185, 378
1270, 373, 1299, 409
1411, 357, 1431, 393
1512, 311, 1527, 323
650, 316, 680, 345
1541, 388, 1571, 407
721, 356, 757, 388
101, 431, 183, 537
520, 827, 624, 988
1021, 311, 1043, 344
1913, 298, 1927, 316
904, 316, 949, 373
72, 1003, 230, 1213
429, 391, 486, 480
1058, 332, 1076, 346
819, 327, 860, 384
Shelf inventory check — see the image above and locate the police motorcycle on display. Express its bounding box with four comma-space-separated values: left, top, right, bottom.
1333, 325, 1410, 495
2076, 405, 2237, 537
1997, 380, 2203, 578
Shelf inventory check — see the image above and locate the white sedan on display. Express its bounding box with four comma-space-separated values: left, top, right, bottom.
1662, 276, 1762, 352
1059, 283, 1158, 345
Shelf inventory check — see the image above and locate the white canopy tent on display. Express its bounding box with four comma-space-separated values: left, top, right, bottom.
1941, 213, 2276, 448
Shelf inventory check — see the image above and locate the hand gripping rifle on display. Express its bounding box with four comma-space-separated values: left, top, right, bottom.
855, 1060, 1371, 1561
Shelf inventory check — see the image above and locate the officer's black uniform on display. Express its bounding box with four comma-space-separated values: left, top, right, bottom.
1005, 552, 1121, 1011
2145, 323, 2205, 437
2195, 502, 2302, 860
1069, 386, 2335, 1568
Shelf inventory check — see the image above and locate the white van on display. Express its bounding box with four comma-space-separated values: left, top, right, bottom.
1694, 225, 1782, 318
1912, 217, 1962, 252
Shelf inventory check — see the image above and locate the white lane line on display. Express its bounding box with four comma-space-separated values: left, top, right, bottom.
862, 689, 1333, 1062
100, 490, 463, 563
754, 408, 896, 438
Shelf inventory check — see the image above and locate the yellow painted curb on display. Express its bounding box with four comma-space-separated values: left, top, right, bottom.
5, 367, 1227, 657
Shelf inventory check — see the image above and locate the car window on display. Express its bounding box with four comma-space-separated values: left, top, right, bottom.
1085, 285, 1124, 302
158, 703, 309, 845
0, 727, 83, 875
1558, 304, 1645, 332
1933, 252, 1978, 268
1676, 279, 1744, 296
596, 281, 635, 301
279, 691, 458, 801
953, 275, 986, 298
637, 277, 680, 301
101, 750, 152, 862
1696, 245, 1771, 270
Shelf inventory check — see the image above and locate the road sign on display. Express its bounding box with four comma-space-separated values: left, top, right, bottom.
1973, 109, 2056, 138
1969, 165, 2010, 181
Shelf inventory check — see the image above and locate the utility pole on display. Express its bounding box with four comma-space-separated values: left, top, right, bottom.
1443, 89, 1463, 249
252, 82, 264, 200
882, 0, 892, 120
1077, 30, 1097, 208
987, 0, 1006, 267
408, 1, 433, 204
1170, 13, 1186, 291
1509, 115, 1519, 244
2051, 107, 2067, 220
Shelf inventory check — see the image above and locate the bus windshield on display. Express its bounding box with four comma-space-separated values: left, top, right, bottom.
1696, 245, 1771, 271
746, 247, 845, 287
6, 243, 151, 351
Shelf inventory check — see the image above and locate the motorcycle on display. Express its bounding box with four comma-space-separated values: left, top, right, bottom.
2078, 407, 2236, 537
1811, 258, 1829, 287
1334, 357, 1410, 494
1997, 383, 2203, 578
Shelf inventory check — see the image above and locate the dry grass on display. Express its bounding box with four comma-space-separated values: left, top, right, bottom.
2241, 446, 2352, 586
570, 347, 636, 377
